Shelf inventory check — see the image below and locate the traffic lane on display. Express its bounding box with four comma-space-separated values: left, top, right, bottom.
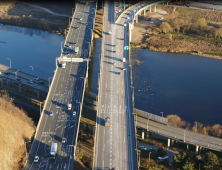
136, 121, 222, 151
137, 116, 222, 148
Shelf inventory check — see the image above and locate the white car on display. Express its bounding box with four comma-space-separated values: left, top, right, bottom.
62, 137, 66, 143
34, 156, 39, 162
79, 18, 82, 20
114, 62, 116, 65
49, 111, 53, 116
158, 17, 164, 20
28, 80, 34, 84
73, 111, 76, 115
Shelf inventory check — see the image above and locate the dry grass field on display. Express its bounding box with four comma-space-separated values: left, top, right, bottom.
131, 4, 222, 59
0, 92, 35, 170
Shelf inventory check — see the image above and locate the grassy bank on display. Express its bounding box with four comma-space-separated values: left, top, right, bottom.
131, 3, 222, 59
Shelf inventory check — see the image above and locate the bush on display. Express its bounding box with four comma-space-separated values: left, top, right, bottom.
160, 22, 172, 34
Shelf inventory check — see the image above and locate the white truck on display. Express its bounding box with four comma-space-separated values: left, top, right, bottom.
123, 58, 126, 62
75, 47, 79, 53
62, 61, 66, 68
50, 143, 57, 159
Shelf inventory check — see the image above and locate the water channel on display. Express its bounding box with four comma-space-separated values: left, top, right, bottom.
0, 24, 222, 126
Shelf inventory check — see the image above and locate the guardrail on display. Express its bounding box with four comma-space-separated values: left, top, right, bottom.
134, 108, 168, 125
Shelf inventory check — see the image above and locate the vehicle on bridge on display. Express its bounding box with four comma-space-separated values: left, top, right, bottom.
68, 103, 72, 110
123, 57, 126, 62
50, 143, 57, 159
109, 31, 112, 35
62, 61, 66, 68
75, 47, 79, 53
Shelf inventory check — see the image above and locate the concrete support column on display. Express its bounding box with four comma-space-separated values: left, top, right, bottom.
154, 6, 156, 12
138, 10, 141, 16
142, 130, 144, 139
144, 8, 146, 16
199, 146, 202, 154
135, 15, 138, 23
149, 6, 152, 13
37, 91, 39, 100
196, 145, 199, 154
167, 2, 168, 5
19, 84, 21, 93
187, 144, 189, 150
167, 139, 170, 147
171, 140, 174, 145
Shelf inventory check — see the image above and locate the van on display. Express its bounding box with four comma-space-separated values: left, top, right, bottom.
157, 155, 169, 164
123, 58, 126, 62
68, 103, 72, 110
62, 61, 66, 68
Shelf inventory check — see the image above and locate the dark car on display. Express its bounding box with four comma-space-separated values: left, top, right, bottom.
4, 72, 9, 75
16, 78, 21, 81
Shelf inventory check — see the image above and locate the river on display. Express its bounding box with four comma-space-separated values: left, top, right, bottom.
0, 24, 221, 126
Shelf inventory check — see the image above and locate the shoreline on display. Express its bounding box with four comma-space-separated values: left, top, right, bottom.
130, 43, 222, 60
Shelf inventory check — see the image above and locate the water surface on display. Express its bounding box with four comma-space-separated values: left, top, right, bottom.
131, 49, 222, 126
0, 24, 65, 80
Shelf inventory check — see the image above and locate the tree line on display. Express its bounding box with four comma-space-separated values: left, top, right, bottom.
167, 114, 222, 138
160, 18, 222, 39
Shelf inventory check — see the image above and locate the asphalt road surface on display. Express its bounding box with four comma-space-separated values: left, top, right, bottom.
24, 1, 96, 170
94, 1, 137, 170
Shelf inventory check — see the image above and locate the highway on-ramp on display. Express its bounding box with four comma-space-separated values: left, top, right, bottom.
24, 1, 96, 170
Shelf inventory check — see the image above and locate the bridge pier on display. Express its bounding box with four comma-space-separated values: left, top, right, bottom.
172, 139, 174, 145
187, 144, 189, 150
135, 15, 138, 23
154, 6, 157, 13
142, 129, 144, 139
196, 145, 199, 154
144, 8, 147, 16
167, 138, 170, 147
149, 6, 152, 13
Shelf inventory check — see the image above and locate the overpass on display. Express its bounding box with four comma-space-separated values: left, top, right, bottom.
24, 1, 96, 170
0, 63, 48, 99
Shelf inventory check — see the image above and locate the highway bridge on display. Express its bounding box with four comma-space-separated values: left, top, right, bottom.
11, 0, 222, 169
24, 1, 96, 170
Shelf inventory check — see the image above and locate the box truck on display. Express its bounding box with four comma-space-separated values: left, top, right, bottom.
62, 61, 66, 68
75, 47, 79, 53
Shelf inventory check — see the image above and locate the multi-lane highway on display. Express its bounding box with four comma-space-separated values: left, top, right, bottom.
24, 1, 96, 170
94, 1, 137, 170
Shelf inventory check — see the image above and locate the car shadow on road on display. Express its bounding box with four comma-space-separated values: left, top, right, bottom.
106, 49, 116, 53
97, 117, 105, 126
105, 44, 115, 47
109, 71, 120, 75
105, 55, 122, 62
115, 66, 123, 70
103, 61, 114, 65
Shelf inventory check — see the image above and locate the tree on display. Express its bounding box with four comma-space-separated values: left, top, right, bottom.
160, 22, 172, 34
173, 151, 187, 169
183, 160, 195, 170
203, 151, 220, 170
167, 114, 183, 127
196, 18, 207, 28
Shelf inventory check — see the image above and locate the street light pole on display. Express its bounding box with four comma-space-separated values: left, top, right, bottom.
160, 112, 163, 117
149, 151, 152, 162
30, 66, 34, 71
184, 127, 188, 142
147, 116, 151, 138
7, 58, 11, 68
48, 77, 53, 87
194, 121, 197, 132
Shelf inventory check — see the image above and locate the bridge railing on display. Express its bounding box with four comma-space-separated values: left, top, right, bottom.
133, 108, 168, 125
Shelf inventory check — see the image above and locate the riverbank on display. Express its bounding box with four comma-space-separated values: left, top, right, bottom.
131, 3, 222, 60
0, 0, 74, 35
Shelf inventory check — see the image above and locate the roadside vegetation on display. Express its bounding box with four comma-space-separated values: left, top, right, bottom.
167, 114, 222, 138
132, 4, 222, 59
0, 90, 35, 170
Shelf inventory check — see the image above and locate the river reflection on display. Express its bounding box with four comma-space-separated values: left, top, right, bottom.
131, 48, 222, 126
0, 24, 65, 79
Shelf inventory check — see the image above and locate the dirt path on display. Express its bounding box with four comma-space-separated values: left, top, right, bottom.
18, 1, 71, 17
